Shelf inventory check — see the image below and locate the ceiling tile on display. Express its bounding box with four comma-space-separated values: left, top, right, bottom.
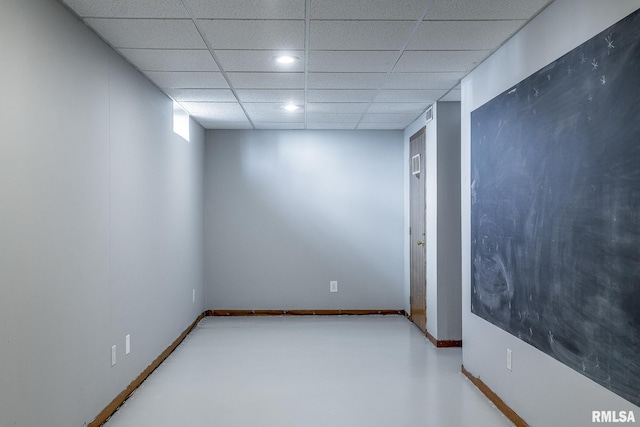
198, 119, 253, 129
440, 89, 461, 102
425, 0, 553, 20
164, 88, 237, 102
310, 0, 428, 20
383, 72, 465, 89
306, 123, 358, 130
308, 51, 397, 72
360, 113, 420, 123
227, 73, 304, 89
66, 0, 551, 130
198, 20, 305, 50
85, 19, 205, 49
408, 20, 525, 51
243, 108, 304, 123
118, 49, 218, 71
144, 71, 229, 88
310, 21, 415, 50
307, 113, 363, 123
307, 103, 369, 114
242, 104, 305, 125
308, 73, 386, 89
307, 90, 376, 103
243, 103, 299, 115
186, 0, 305, 19
215, 50, 304, 72
179, 102, 247, 121
374, 89, 444, 103
395, 50, 489, 72
61, 0, 189, 18
357, 122, 407, 129
367, 103, 428, 114
254, 123, 305, 129
236, 90, 304, 103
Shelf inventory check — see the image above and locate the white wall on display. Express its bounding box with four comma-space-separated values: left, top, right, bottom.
0, 0, 205, 425
204, 130, 404, 310
461, 0, 640, 425
404, 102, 461, 341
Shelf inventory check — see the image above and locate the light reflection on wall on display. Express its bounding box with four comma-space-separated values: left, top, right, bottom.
238, 131, 402, 290
172, 101, 189, 142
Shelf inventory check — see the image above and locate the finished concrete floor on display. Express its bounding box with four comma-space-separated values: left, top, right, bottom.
104, 315, 513, 426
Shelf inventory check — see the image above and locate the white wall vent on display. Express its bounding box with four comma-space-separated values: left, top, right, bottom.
425, 105, 433, 123
411, 154, 421, 176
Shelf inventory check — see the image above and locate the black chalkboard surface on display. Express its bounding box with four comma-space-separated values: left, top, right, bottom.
471, 8, 640, 406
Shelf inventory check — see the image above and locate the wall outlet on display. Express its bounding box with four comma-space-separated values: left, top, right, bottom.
111, 345, 117, 367
507, 349, 512, 371
330, 281, 338, 293
192, 289, 196, 303
125, 334, 131, 355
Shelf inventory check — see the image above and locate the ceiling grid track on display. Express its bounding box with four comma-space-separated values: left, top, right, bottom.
60, 0, 555, 130
303, 0, 312, 129
180, 0, 256, 129
355, 0, 435, 129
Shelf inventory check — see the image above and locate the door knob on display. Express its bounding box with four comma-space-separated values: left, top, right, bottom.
417, 240, 425, 246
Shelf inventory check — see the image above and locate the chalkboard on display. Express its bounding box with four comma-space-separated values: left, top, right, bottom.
471, 8, 640, 406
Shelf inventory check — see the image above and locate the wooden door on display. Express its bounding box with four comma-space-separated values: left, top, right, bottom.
409, 127, 427, 334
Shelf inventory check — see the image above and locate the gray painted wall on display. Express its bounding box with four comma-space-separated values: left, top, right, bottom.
0, 0, 205, 425
461, 0, 640, 425
404, 102, 462, 340
204, 130, 404, 310
436, 102, 462, 341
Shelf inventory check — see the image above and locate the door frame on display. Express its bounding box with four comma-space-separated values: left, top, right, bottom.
409, 127, 427, 334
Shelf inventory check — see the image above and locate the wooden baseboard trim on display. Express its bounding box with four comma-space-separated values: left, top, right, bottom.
88, 312, 206, 427
208, 309, 407, 316
426, 330, 462, 348
461, 365, 529, 427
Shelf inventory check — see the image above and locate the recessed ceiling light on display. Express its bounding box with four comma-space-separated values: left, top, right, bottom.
283, 103, 301, 112
273, 55, 299, 65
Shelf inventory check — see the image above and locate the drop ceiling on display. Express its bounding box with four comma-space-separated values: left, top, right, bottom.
59, 0, 553, 130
